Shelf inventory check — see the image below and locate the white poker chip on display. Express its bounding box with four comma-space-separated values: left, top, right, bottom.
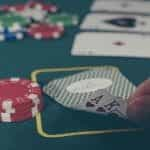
20, 8, 46, 21
34, 33, 42, 40
16, 32, 24, 40
52, 32, 61, 39
8, 23, 22, 32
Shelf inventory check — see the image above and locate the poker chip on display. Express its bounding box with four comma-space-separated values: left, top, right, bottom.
0, 103, 43, 122
0, 5, 9, 12
0, 95, 43, 114
2, 2, 56, 22
0, 77, 43, 122
0, 2, 73, 42
0, 78, 42, 108
7, 4, 27, 12
0, 13, 30, 32
0, 30, 24, 42
7, 2, 58, 13
46, 13, 79, 27
28, 1, 58, 13
18, 7, 47, 22
27, 23, 64, 39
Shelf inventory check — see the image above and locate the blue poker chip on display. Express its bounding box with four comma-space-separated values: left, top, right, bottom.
0, 25, 25, 33
0, 29, 24, 42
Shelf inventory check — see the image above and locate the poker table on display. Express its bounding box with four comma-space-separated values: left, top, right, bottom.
0, 0, 150, 150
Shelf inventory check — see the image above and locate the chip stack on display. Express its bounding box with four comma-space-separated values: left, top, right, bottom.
2, 2, 58, 22
0, 78, 43, 122
0, 12, 30, 41
27, 23, 64, 40
0, 1, 79, 41
26, 1, 58, 13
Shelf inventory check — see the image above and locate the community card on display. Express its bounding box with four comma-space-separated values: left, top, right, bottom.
80, 13, 150, 33
43, 66, 135, 118
91, 1, 150, 14
71, 32, 150, 58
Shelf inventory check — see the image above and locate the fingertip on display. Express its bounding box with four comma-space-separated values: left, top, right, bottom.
127, 95, 150, 127
132, 79, 150, 98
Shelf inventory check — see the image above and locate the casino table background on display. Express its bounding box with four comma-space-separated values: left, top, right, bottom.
0, 0, 150, 150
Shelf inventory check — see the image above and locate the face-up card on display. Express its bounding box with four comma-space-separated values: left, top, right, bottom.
80, 13, 150, 33
71, 32, 150, 58
74, 90, 128, 118
91, 1, 150, 14
43, 66, 135, 118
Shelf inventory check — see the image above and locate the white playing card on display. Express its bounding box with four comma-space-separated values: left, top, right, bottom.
74, 90, 128, 118
91, 1, 150, 14
80, 13, 150, 33
71, 32, 150, 58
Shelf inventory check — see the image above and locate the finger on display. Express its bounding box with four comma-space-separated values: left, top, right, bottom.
129, 79, 150, 101
127, 95, 150, 127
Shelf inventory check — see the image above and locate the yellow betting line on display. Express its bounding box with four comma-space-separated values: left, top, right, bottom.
31, 66, 143, 138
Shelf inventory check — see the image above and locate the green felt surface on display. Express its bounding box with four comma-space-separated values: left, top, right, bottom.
0, 0, 150, 149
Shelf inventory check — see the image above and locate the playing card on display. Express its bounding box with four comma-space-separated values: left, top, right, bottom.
71, 32, 150, 58
91, 1, 150, 14
75, 90, 128, 118
80, 13, 150, 33
43, 66, 135, 118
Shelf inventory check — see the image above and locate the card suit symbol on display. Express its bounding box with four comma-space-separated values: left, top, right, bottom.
140, 21, 146, 26
104, 18, 136, 28
113, 41, 125, 46
86, 102, 95, 107
96, 107, 106, 113
104, 100, 120, 111
91, 95, 104, 104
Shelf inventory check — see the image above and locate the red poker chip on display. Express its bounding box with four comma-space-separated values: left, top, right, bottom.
0, 5, 10, 11
16, 98, 43, 114
10, 94, 43, 112
13, 104, 43, 122
12, 100, 43, 115
28, 1, 58, 12
27, 23, 64, 39
0, 103, 43, 122
0, 78, 42, 111
7, 4, 27, 12
0, 2, 58, 13
0, 95, 36, 112
3, 97, 43, 114
11, 111, 36, 122
41, 5, 57, 13
13, 101, 39, 113
0, 100, 34, 113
